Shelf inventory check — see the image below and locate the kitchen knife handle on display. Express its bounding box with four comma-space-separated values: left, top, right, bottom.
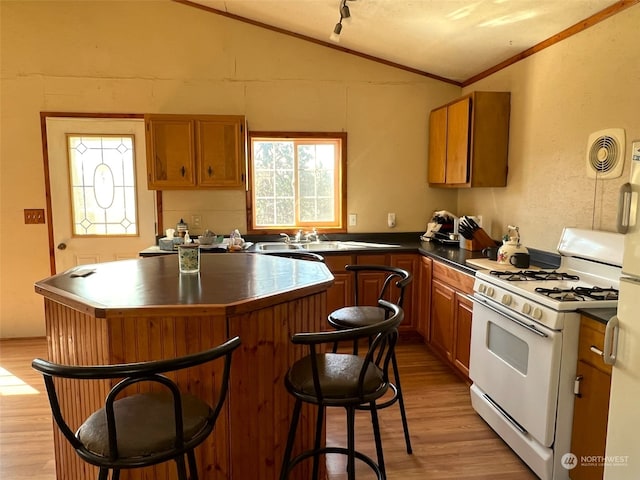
617, 183, 632, 234
603, 315, 619, 366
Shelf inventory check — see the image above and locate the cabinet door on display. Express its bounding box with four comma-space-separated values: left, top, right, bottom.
145, 117, 196, 189
326, 272, 353, 325
453, 292, 473, 379
428, 106, 447, 184
445, 97, 471, 184
417, 256, 432, 341
570, 316, 612, 480
570, 360, 611, 480
430, 278, 455, 362
390, 254, 419, 330
196, 118, 245, 188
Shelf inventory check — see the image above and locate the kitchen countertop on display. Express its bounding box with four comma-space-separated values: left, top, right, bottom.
140, 232, 563, 279
35, 253, 333, 317
579, 308, 617, 325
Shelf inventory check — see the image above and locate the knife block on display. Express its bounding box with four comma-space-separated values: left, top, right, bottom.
459, 237, 483, 251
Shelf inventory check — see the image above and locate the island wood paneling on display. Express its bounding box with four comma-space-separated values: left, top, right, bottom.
42, 291, 326, 480
228, 292, 327, 480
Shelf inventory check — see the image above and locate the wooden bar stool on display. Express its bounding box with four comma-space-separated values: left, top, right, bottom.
328, 265, 413, 456
32, 336, 241, 480
280, 300, 404, 480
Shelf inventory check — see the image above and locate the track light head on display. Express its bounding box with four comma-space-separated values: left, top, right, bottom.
329, 21, 342, 42
340, 3, 351, 19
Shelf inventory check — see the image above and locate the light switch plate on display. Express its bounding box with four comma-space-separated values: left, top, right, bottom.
348, 213, 357, 226
632, 140, 640, 162
388, 212, 396, 228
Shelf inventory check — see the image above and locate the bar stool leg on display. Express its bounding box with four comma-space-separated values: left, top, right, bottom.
187, 450, 199, 480
369, 401, 386, 478
175, 455, 188, 480
392, 351, 412, 454
312, 405, 325, 480
346, 405, 356, 480
280, 398, 302, 480
112, 470, 120, 480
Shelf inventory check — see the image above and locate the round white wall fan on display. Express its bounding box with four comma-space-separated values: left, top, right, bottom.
586, 128, 625, 179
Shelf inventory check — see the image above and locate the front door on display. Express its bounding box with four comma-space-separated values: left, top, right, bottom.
46, 117, 156, 273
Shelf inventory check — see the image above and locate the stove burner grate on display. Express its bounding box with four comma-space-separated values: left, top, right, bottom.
534, 286, 619, 302
489, 270, 580, 282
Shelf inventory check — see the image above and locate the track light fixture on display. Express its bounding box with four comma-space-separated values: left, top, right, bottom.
329, 0, 354, 43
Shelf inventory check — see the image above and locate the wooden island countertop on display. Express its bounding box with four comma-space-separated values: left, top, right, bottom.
35, 253, 334, 480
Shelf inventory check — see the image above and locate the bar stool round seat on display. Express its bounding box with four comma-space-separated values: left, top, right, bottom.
280, 300, 404, 480
327, 264, 413, 458
32, 336, 241, 480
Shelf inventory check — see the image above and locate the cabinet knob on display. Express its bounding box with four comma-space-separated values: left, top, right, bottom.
208, 166, 213, 177
181, 166, 186, 177
57, 242, 67, 250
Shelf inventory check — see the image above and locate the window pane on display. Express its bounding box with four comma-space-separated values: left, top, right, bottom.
67, 135, 138, 236
250, 134, 344, 230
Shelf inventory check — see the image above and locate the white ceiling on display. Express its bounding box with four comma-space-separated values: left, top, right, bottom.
183, 0, 622, 84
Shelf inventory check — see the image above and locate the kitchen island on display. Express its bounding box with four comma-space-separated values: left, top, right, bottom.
35, 253, 334, 480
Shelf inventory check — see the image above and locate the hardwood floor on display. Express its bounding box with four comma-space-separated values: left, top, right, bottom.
0, 337, 536, 479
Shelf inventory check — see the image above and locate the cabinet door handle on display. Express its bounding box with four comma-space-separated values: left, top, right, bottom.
181, 166, 186, 177
590, 345, 604, 357
617, 183, 632, 233
574, 375, 583, 397
208, 166, 213, 177
603, 315, 619, 366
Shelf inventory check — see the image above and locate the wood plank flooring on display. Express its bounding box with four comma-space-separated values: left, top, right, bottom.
0, 337, 536, 479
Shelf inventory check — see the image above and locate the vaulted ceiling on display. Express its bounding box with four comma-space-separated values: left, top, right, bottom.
178, 0, 634, 86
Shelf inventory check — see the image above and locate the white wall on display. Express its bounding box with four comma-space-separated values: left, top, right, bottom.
459, 4, 640, 253
0, 0, 458, 338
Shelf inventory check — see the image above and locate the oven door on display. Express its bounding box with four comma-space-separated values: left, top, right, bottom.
469, 295, 562, 447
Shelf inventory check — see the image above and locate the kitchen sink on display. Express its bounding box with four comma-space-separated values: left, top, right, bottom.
253, 241, 401, 252
255, 243, 303, 251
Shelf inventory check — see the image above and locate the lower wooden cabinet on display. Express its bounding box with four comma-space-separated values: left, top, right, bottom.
323, 255, 354, 329
569, 315, 613, 480
322, 253, 419, 333
428, 260, 474, 380
390, 254, 420, 331
417, 256, 433, 340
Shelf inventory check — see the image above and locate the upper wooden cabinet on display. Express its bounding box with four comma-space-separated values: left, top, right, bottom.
428, 91, 510, 188
145, 114, 246, 190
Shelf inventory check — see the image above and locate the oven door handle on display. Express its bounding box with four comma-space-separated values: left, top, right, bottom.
474, 296, 549, 338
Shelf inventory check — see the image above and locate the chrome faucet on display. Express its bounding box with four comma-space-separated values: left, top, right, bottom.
280, 233, 291, 243
305, 228, 319, 243
293, 229, 303, 243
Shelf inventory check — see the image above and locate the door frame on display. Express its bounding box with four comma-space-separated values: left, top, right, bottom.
39, 112, 164, 274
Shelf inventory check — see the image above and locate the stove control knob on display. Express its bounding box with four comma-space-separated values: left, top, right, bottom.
532, 307, 543, 320
478, 284, 486, 294
486, 287, 495, 297
501, 294, 512, 306
522, 303, 532, 315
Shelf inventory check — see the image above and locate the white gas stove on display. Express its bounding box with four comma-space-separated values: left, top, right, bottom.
469, 228, 623, 480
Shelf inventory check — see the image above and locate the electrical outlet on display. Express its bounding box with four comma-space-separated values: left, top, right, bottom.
191, 214, 202, 229
388, 212, 396, 228
348, 213, 357, 226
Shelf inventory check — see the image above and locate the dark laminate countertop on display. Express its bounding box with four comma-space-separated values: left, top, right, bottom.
35, 254, 334, 318
579, 308, 617, 325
